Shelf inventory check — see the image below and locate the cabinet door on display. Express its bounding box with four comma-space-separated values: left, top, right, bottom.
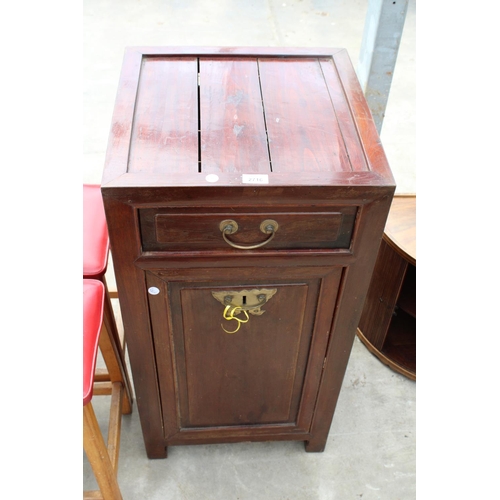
145, 265, 343, 445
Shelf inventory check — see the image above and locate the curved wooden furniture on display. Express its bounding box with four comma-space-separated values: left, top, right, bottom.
357, 194, 416, 380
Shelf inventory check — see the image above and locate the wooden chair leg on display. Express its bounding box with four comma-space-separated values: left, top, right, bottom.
98, 322, 133, 415
102, 276, 126, 355
84, 403, 123, 500
107, 382, 124, 471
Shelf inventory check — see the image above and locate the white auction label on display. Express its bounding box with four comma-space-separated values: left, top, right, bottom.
205, 174, 219, 183
242, 174, 269, 184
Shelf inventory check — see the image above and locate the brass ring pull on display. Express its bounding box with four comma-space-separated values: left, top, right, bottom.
219, 219, 279, 250
221, 305, 250, 334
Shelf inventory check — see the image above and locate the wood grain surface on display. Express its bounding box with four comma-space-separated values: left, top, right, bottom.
258, 58, 351, 173
384, 195, 416, 264
128, 57, 198, 174
199, 58, 270, 173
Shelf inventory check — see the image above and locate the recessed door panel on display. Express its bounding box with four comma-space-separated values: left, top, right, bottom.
176, 283, 311, 427
146, 265, 343, 442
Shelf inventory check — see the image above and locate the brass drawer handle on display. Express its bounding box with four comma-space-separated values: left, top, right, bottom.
219, 219, 279, 250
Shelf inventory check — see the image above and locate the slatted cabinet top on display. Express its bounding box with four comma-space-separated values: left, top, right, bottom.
102, 47, 394, 189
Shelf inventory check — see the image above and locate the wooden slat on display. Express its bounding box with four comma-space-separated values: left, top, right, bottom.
102, 49, 143, 185
128, 56, 198, 174
83, 490, 103, 499
94, 368, 110, 382
332, 49, 394, 181
199, 58, 270, 173
258, 58, 351, 173
319, 58, 369, 172
93, 382, 113, 395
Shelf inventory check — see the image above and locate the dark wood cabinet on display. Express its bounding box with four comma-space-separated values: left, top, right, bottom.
101, 47, 395, 459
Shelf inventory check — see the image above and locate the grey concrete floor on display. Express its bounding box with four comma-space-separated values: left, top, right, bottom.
83, 1, 416, 498
85, 300, 416, 500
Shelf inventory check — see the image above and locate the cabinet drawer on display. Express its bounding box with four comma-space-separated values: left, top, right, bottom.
139, 207, 357, 252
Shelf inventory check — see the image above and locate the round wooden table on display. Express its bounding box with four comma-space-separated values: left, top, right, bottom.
357, 195, 416, 380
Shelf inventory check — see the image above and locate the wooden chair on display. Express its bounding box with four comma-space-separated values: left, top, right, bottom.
84, 279, 126, 500
83, 183, 133, 413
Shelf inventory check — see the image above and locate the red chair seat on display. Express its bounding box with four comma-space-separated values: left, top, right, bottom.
83, 184, 109, 279
82, 183, 133, 413
83, 279, 105, 406
83, 278, 126, 499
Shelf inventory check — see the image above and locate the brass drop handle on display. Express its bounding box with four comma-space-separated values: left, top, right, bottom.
219, 219, 279, 250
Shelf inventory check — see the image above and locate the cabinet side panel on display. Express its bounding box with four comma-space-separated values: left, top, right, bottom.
306, 193, 394, 452
128, 56, 199, 174
101, 196, 166, 458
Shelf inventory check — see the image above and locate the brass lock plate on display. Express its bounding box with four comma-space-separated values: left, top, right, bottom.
211, 288, 277, 315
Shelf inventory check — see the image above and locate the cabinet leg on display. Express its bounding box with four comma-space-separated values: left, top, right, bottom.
146, 444, 168, 460
304, 438, 326, 453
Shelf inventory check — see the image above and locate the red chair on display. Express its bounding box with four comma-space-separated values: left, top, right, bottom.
83, 184, 133, 413
84, 279, 125, 500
